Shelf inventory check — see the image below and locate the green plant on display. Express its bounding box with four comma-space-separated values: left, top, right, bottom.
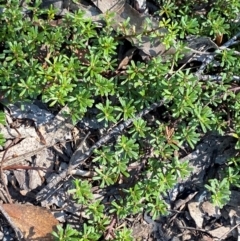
52, 225, 80, 241
68, 179, 93, 205
1, 0, 240, 239
205, 178, 231, 208
205, 156, 240, 208
0, 112, 6, 146
114, 226, 133, 241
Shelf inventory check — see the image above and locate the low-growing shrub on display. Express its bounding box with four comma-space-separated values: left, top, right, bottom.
1, 0, 240, 239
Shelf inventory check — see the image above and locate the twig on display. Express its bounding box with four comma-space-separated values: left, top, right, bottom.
178, 226, 213, 236
178, 226, 207, 232
222, 32, 240, 48
2, 164, 56, 172
104, 214, 117, 240
218, 222, 240, 241
196, 54, 215, 75
0, 127, 23, 204
197, 31, 240, 75
36, 100, 165, 202
199, 74, 240, 82
0, 138, 73, 168
219, 47, 240, 56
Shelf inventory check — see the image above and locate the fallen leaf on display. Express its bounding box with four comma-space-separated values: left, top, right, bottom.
117, 47, 137, 70
200, 234, 214, 241
208, 226, 231, 239
201, 201, 221, 218
188, 201, 204, 228
215, 33, 223, 46
1, 204, 58, 240
91, 0, 172, 57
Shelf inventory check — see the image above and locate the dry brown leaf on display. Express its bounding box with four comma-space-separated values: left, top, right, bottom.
117, 47, 137, 70
2, 204, 58, 240
215, 33, 223, 46
200, 234, 214, 241
201, 201, 221, 218
188, 202, 204, 228
91, 0, 172, 57
208, 226, 231, 239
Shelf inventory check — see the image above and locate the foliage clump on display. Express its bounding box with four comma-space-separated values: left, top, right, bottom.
1, 0, 240, 239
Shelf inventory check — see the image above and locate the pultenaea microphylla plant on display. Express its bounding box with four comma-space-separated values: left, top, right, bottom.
1, 0, 240, 240
0, 112, 6, 146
